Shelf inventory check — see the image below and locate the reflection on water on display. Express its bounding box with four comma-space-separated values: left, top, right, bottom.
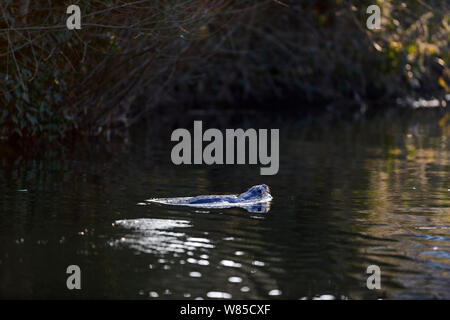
0, 109, 449, 299
145, 200, 272, 213
113, 219, 194, 254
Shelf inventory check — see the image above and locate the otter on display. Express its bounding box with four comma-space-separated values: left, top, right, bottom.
146, 184, 272, 213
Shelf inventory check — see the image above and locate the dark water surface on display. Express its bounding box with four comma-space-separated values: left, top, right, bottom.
1, 109, 449, 299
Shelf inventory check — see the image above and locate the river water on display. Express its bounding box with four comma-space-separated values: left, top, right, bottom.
0, 108, 449, 299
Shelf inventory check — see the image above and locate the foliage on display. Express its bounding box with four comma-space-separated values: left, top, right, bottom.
0, 0, 448, 143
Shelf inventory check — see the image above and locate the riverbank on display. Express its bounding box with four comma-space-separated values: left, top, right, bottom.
1, 99, 448, 163
1, 1, 448, 147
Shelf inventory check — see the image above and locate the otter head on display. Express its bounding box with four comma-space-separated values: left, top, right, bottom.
238, 184, 272, 201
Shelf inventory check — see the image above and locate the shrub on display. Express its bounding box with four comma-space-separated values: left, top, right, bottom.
0, 0, 448, 144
